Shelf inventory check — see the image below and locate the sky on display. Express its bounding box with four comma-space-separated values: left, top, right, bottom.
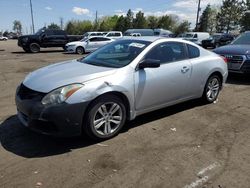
0, 0, 223, 34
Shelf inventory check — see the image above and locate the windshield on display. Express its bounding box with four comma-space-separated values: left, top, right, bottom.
212, 34, 222, 40
184, 34, 194, 38
83, 33, 90, 37
79, 39, 151, 68
232, 32, 250, 45
35, 28, 45, 35
80, 38, 88, 42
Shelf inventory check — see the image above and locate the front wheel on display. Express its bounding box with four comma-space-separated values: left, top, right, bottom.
202, 75, 222, 103
29, 43, 40, 53
84, 95, 126, 140
76, 46, 85, 55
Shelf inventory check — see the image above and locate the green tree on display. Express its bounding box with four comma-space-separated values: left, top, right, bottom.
133, 11, 147, 28
124, 9, 134, 30
13, 20, 22, 34
157, 15, 176, 30
147, 16, 159, 29
65, 20, 93, 35
198, 5, 218, 33
47, 23, 61, 30
174, 21, 190, 35
114, 16, 126, 32
216, 0, 245, 33
241, 0, 250, 31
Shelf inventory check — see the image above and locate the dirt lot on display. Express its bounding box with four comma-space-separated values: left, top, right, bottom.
0, 40, 250, 188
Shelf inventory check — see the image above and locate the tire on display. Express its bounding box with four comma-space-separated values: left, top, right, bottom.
83, 94, 126, 140
76, 46, 85, 55
202, 74, 222, 103
29, 43, 40, 53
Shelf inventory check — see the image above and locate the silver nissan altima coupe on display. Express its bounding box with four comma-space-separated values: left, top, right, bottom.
15, 37, 228, 140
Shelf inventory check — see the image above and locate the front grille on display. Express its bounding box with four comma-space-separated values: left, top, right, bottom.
17, 84, 46, 101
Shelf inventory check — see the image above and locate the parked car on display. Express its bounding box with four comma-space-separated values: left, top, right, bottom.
65, 36, 114, 54
124, 29, 154, 36
0, 36, 8, 41
16, 37, 228, 139
183, 32, 210, 45
18, 28, 82, 53
202, 33, 235, 49
213, 31, 250, 74
154, 28, 173, 37
105, 31, 123, 39
82, 32, 106, 40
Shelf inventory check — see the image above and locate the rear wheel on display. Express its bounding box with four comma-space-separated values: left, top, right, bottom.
202, 75, 222, 103
84, 95, 126, 140
29, 43, 40, 53
76, 46, 85, 54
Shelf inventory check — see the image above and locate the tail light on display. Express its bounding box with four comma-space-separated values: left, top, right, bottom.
221, 56, 228, 63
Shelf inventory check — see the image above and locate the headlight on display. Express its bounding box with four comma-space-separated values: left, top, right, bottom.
22, 37, 28, 42
41, 84, 83, 105
211, 40, 215, 43
67, 45, 75, 48
246, 55, 250, 59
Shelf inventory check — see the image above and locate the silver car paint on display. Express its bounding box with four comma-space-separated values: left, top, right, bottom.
24, 37, 228, 120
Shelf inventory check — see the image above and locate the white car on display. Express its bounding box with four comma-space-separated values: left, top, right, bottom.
65, 37, 114, 54
182, 32, 210, 45
105, 31, 123, 39
0, 36, 8, 41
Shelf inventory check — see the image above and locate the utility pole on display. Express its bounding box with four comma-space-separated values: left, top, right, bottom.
29, 0, 35, 34
195, 0, 201, 31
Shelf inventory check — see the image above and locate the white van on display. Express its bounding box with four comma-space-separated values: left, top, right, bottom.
183, 32, 210, 45
105, 31, 123, 39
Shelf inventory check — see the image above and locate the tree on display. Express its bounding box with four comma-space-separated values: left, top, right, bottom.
124, 9, 134, 30
241, 0, 250, 31
133, 11, 147, 29
13, 20, 22, 34
65, 20, 93, 35
157, 15, 176, 30
198, 4, 218, 33
216, 0, 245, 33
47, 23, 61, 30
174, 21, 190, 35
147, 16, 159, 29
114, 16, 126, 32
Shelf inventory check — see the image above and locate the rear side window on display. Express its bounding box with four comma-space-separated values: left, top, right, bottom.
187, 44, 200, 59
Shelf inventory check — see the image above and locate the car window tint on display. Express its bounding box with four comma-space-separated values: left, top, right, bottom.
96, 37, 110, 41
89, 37, 98, 42
187, 44, 200, 58
145, 42, 187, 64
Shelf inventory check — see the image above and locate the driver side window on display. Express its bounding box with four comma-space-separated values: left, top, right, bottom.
144, 42, 187, 64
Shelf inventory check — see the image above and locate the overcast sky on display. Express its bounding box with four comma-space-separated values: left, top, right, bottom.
0, 0, 223, 33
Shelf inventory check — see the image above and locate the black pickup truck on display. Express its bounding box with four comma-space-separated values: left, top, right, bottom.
18, 28, 82, 53
213, 31, 250, 74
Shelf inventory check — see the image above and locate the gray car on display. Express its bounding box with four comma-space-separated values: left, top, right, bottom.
15, 37, 228, 140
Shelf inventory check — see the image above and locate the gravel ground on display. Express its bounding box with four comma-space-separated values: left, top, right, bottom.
1, 40, 250, 188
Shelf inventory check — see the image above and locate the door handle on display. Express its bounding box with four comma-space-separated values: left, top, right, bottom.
181, 66, 190, 73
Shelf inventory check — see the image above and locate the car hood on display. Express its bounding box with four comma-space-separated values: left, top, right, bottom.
213, 44, 250, 55
18, 35, 38, 40
66, 41, 84, 46
23, 59, 116, 93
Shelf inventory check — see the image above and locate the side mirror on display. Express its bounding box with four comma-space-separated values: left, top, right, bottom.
138, 59, 160, 69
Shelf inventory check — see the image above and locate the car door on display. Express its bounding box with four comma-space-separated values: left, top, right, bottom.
134, 42, 193, 111
85, 37, 99, 52
41, 30, 55, 47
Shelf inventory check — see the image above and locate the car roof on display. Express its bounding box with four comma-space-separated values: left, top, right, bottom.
122, 36, 192, 43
